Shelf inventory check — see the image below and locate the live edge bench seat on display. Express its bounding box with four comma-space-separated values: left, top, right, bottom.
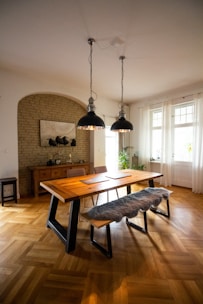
81, 187, 172, 258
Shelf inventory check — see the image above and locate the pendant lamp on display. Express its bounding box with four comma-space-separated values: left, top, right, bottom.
77, 38, 105, 130
111, 56, 133, 132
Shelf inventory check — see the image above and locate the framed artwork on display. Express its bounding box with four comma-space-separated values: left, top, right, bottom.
40, 120, 76, 147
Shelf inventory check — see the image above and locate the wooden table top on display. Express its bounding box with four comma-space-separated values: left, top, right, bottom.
40, 169, 163, 203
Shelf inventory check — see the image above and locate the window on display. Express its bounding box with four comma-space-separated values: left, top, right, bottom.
173, 102, 194, 162
150, 109, 163, 160
150, 102, 194, 162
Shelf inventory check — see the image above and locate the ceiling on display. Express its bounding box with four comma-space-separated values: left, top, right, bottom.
0, 0, 203, 103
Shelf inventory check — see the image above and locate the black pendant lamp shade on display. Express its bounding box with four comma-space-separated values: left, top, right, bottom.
77, 97, 105, 130
111, 112, 133, 133
77, 38, 105, 130
111, 56, 133, 132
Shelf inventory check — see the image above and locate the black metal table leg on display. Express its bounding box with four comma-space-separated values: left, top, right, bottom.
148, 179, 154, 187
66, 198, 80, 253
46, 195, 67, 244
127, 185, 131, 194
47, 195, 58, 226
46, 195, 81, 253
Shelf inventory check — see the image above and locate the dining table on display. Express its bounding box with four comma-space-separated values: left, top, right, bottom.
40, 169, 163, 253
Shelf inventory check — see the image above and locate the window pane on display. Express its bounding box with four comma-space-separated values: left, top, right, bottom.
152, 110, 162, 127
174, 104, 194, 125
151, 129, 162, 160
174, 126, 193, 161
187, 105, 193, 114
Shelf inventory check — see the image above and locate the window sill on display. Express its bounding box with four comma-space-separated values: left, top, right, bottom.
150, 160, 161, 163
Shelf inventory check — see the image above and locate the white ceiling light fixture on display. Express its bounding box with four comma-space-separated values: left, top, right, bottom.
110, 36, 125, 48
77, 38, 105, 130
111, 56, 133, 132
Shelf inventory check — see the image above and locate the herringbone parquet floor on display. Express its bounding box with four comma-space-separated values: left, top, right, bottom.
0, 184, 203, 304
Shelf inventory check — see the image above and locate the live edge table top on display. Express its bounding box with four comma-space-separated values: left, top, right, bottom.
40, 169, 163, 203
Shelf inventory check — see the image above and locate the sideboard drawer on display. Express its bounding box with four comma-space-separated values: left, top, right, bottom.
38, 169, 51, 179
51, 168, 67, 179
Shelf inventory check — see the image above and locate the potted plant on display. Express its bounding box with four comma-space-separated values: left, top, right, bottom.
119, 151, 130, 169
132, 164, 146, 170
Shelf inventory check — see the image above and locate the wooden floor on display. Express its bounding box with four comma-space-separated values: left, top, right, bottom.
0, 184, 203, 304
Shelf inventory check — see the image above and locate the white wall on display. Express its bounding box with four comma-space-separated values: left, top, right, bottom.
0, 68, 119, 195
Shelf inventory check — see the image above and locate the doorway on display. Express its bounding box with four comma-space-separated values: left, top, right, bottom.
105, 126, 118, 171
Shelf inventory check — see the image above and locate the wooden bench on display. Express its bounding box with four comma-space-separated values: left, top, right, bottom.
81, 187, 172, 258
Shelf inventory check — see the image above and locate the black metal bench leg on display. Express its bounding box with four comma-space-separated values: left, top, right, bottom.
167, 199, 170, 217
126, 211, 148, 233
90, 224, 112, 258
150, 199, 170, 218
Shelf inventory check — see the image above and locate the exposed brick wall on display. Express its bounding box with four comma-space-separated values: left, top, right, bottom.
18, 94, 90, 196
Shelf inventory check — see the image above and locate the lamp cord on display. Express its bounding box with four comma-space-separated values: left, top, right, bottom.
120, 55, 125, 112
89, 39, 93, 98
121, 57, 124, 107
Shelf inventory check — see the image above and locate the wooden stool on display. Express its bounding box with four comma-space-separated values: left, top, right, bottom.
0, 177, 17, 206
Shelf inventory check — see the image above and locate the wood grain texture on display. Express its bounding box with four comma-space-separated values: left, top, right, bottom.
0, 184, 203, 303
40, 170, 163, 202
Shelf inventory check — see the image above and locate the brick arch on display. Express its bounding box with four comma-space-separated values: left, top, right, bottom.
18, 93, 90, 196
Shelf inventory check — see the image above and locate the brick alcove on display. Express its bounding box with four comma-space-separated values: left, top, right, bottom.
18, 93, 90, 196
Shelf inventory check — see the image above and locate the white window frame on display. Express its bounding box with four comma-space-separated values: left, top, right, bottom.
150, 108, 163, 161
172, 101, 194, 162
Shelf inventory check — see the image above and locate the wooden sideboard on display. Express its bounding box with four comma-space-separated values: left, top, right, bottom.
29, 163, 90, 197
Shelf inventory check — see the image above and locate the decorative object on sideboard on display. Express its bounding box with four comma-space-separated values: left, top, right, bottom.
40, 120, 76, 147
66, 153, 72, 163
55, 159, 61, 165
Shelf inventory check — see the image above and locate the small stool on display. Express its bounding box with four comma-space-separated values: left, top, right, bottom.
0, 177, 17, 206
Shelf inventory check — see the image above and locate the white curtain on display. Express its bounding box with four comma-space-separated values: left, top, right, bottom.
139, 97, 203, 193
192, 95, 203, 193
139, 103, 172, 185
138, 105, 151, 171
160, 102, 172, 187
